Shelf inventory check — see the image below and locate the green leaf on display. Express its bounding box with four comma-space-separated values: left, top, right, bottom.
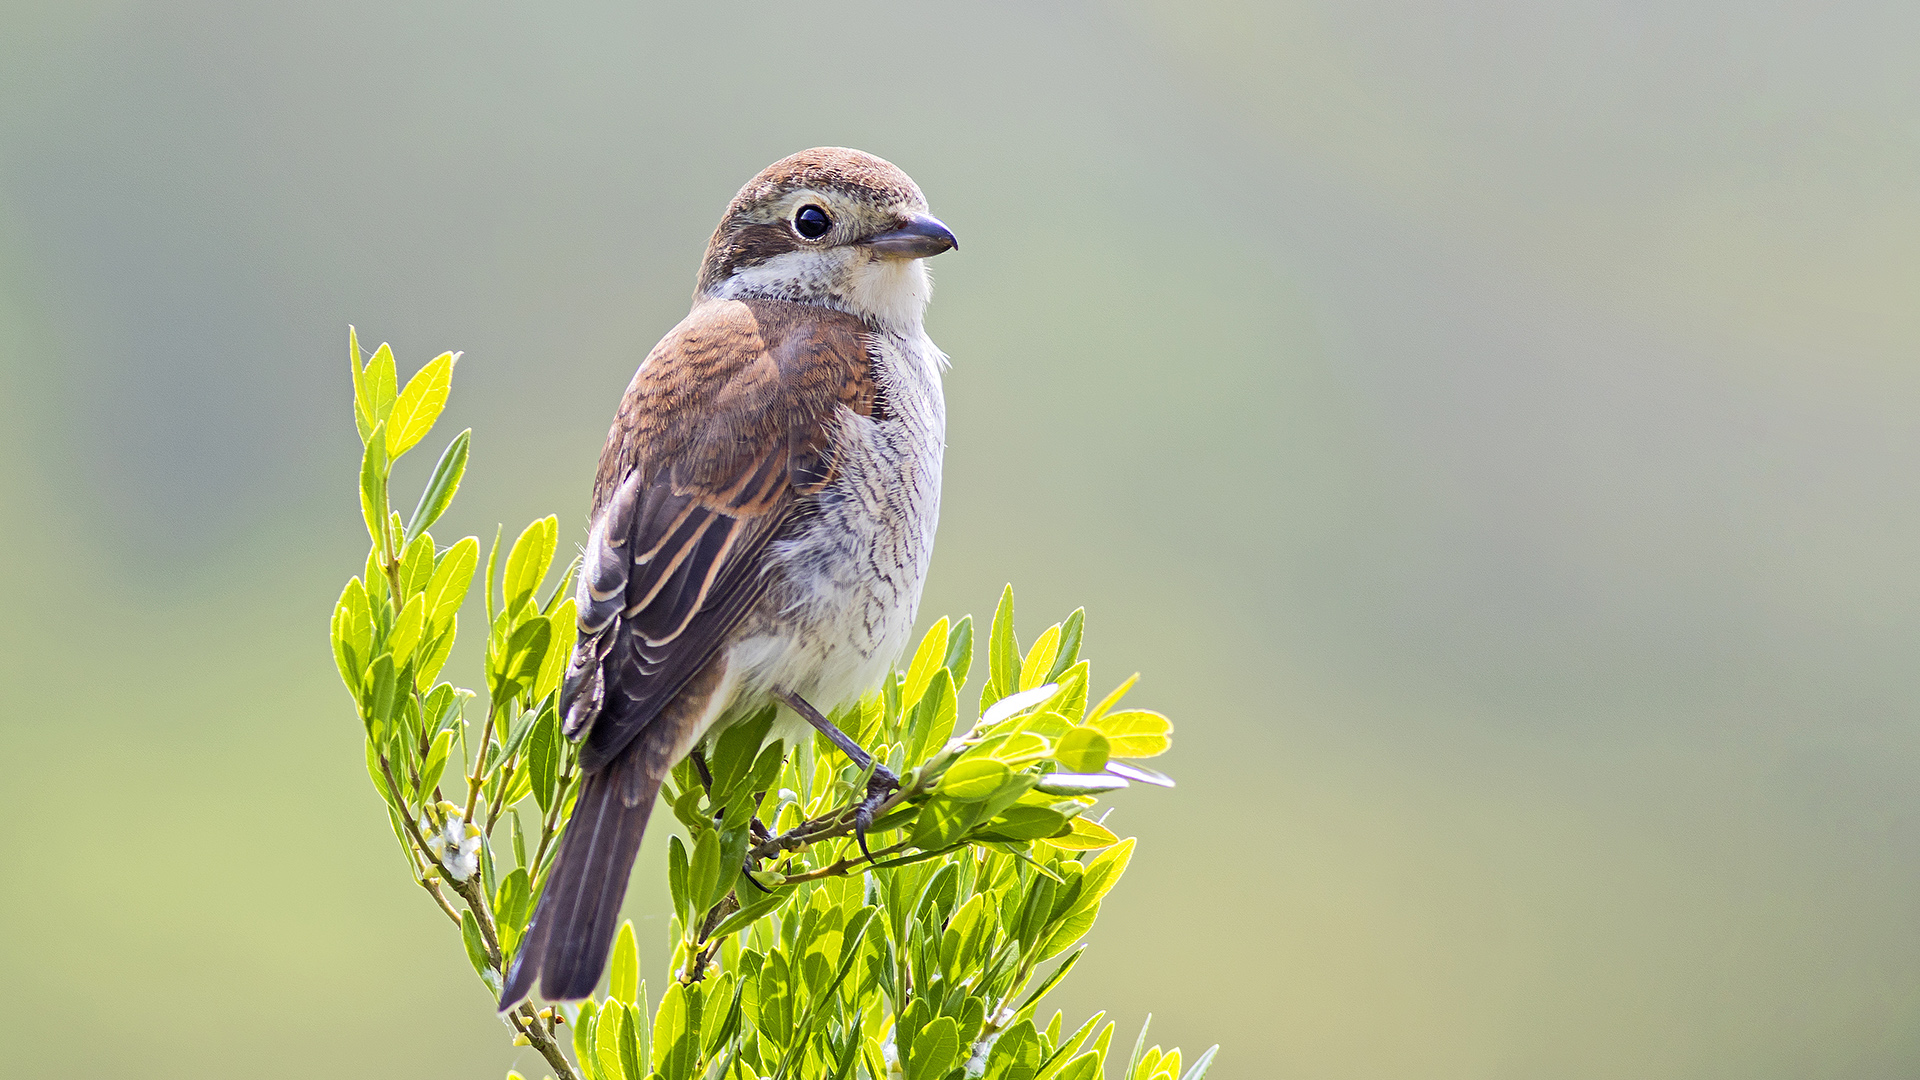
901, 617, 949, 711
349, 326, 372, 441
1179, 1045, 1220, 1080
976, 805, 1070, 842
1125, 1016, 1153, 1080
1033, 772, 1128, 796
689, 828, 722, 916
495, 867, 531, 956
503, 515, 559, 615
388, 594, 427, 668
407, 428, 471, 540
653, 981, 696, 1080
364, 737, 402, 811
1038, 1012, 1105, 1080
828, 1015, 864, 1080
460, 908, 490, 977
709, 705, 777, 803
1050, 661, 1091, 723
529, 706, 561, 813
536, 596, 576, 701
1054, 728, 1110, 773
667, 835, 691, 927
419, 727, 455, 796
619, 997, 646, 1080
1075, 838, 1135, 913
978, 685, 1059, 730
1052, 1052, 1101, 1080
1050, 608, 1085, 681
492, 615, 551, 697
939, 757, 1012, 801
385, 350, 457, 458
333, 578, 373, 691
986, 584, 1019, 706
1011, 710, 1073, 739
573, 999, 600, 1080
939, 893, 989, 982
909, 796, 986, 850
423, 683, 462, 734
364, 341, 398, 430
1019, 624, 1061, 693
909, 1016, 959, 1080
944, 614, 974, 688
1013, 949, 1083, 1020
359, 421, 391, 554
611, 920, 640, 1006
1104, 761, 1176, 788
1086, 673, 1138, 725
397, 532, 437, 599
986, 1020, 1044, 1080
1037, 904, 1099, 963
986, 731, 1051, 765
883, 669, 902, 728
1046, 815, 1120, 852
709, 824, 750, 915
362, 653, 400, 735
484, 524, 503, 626
596, 999, 630, 1080
424, 536, 479, 630
905, 668, 956, 767
413, 621, 457, 691
1087, 710, 1172, 758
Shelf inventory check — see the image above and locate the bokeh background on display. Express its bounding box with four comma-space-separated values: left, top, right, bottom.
4, 2, 1919, 1077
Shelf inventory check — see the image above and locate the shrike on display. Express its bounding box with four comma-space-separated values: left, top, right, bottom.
501, 148, 957, 1007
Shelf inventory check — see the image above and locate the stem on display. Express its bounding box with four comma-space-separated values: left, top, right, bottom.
379, 753, 442, 866
451, 876, 584, 1080
506, 1003, 578, 1080
747, 783, 915, 864
463, 698, 503, 828
774, 841, 910, 886
420, 876, 462, 926
529, 760, 576, 874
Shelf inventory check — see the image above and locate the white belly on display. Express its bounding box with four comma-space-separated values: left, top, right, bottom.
713, 329, 946, 736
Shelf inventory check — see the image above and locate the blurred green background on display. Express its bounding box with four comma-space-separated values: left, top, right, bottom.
4, 2, 1919, 1077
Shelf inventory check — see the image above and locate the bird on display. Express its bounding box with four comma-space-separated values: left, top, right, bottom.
500, 147, 957, 1008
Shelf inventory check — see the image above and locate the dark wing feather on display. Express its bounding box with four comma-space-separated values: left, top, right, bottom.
560, 298, 877, 773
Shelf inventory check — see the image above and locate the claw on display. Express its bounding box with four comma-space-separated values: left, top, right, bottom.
852, 765, 900, 862
742, 863, 775, 895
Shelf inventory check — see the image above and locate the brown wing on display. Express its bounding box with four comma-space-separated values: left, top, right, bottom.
560, 298, 878, 773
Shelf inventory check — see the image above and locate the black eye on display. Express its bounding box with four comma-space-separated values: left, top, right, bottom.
793, 205, 831, 240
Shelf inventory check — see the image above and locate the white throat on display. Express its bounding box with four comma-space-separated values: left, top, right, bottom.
709, 250, 932, 338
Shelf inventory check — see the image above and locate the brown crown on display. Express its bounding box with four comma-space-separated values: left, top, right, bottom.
697, 148, 926, 295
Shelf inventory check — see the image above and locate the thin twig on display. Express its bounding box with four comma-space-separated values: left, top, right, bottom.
419, 875, 463, 926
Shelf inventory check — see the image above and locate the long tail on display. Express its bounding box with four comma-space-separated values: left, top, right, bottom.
500, 744, 662, 1007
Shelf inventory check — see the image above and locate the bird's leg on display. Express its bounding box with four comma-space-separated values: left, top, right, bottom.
689, 748, 714, 794
773, 688, 899, 860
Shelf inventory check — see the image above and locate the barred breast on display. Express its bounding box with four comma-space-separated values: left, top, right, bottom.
725, 328, 946, 720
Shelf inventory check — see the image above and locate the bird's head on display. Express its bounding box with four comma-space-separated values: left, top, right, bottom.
696, 147, 957, 335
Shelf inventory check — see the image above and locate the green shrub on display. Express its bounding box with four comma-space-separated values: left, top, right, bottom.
331, 330, 1218, 1080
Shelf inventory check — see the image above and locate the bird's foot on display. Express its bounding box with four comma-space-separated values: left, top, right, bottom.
741, 816, 777, 893
852, 764, 900, 862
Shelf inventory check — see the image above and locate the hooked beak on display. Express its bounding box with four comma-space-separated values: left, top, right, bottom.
860, 213, 958, 260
